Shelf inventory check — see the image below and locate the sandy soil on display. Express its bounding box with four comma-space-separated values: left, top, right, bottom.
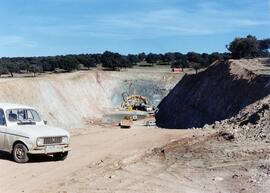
0, 120, 188, 193
1, 121, 269, 193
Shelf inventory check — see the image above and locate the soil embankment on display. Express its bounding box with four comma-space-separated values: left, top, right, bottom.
156, 58, 270, 129
0, 68, 181, 128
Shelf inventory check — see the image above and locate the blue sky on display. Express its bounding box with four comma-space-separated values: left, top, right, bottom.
0, 0, 269, 57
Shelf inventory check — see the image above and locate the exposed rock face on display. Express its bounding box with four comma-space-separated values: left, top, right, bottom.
156, 59, 270, 129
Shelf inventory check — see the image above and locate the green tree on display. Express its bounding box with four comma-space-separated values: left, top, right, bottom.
127, 54, 140, 65
76, 55, 96, 69
138, 52, 146, 61
0, 62, 8, 77
29, 64, 43, 77
186, 52, 202, 63
101, 51, 121, 70
146, 53, 160, 64
101, 51, 132, 70
58, 56, 80, 72
6, 62, 20, 77
190, 62, 201, 75
171, 58, 189, 69
227, 35, 260, 59
258, 38, 270, 57
163, 52, 176, 63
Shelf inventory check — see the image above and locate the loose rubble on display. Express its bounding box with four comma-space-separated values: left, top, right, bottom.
204, 96, 270, 142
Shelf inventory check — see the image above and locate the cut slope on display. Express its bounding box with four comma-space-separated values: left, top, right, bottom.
0, 69, 180, 129
0, 71, 111, 129
156, 58, 270, 129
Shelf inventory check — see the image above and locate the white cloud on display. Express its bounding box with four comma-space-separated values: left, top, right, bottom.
82, 6, 269, 38
0, 35, 37, 48
18, 0, 270, 40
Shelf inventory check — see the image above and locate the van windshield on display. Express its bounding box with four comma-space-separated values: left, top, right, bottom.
6, 109, 41, 123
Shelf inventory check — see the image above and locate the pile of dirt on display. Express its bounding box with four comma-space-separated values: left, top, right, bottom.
206, 96, 270, 141
156, 58, 270, 129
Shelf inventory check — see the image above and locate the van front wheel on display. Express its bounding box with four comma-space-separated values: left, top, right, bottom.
13, 143, 29, 163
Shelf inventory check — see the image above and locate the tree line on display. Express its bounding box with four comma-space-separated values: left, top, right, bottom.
0, 35, 269, 77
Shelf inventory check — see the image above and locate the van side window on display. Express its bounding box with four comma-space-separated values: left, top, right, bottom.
0, 109, 6, 126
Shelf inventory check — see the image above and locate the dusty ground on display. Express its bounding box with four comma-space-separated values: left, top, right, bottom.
1, 120, 269, 193
0, 120, 188, 193
0, 61, 269, 193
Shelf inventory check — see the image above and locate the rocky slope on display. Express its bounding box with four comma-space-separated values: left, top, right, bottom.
208, 95, 270, 142
156, 58, 270, 129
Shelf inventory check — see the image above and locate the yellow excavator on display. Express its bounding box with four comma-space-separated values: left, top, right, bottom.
121, 93, 150, 110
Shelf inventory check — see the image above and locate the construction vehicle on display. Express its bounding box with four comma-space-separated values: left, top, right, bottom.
145, 120, 156, 127
127, 106, 133, 112
119, 116, 133, 129
121, 92, 154, 111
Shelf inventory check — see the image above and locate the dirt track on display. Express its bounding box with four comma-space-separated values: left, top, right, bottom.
0, 122, 187, 193
1, 123, 269, 193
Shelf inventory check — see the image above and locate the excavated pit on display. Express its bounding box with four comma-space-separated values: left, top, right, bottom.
0, 69, 182, 129
156, 58, 270, 129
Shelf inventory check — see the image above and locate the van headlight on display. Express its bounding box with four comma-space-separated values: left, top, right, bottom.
36, 138, 44, 146
62, 136, 69, 144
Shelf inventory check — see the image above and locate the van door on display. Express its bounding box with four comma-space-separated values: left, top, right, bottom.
0, 109, 7, 150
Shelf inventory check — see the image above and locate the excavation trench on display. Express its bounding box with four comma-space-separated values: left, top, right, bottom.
0, 69, 181, 129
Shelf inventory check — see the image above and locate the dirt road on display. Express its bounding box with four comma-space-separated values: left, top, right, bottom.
1, 124, 269, 193
0, 124, 187, 193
